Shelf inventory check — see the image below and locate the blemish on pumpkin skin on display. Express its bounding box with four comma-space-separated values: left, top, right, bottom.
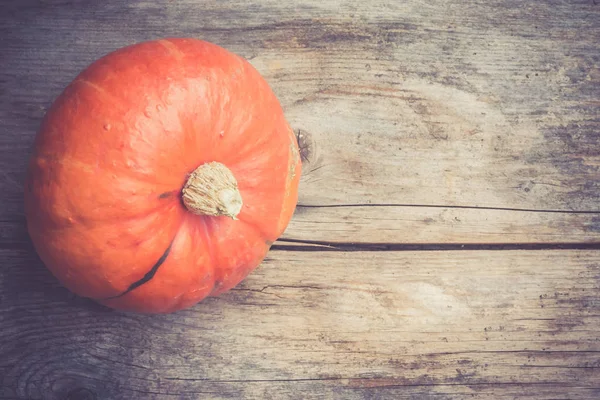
287, 127, 302, 182
101, 240, 174, 300
289, 143, 299, 180
213, 280, 223, 292
158, 191, 174, 200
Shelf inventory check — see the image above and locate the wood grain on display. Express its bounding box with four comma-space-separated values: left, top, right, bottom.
1, 249, 599, 399
1, 0, 599, 244
284, 205, 600, 244
1, 1, 600, 399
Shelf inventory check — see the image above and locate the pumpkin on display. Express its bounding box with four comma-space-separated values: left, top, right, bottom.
24, 38, 301, 313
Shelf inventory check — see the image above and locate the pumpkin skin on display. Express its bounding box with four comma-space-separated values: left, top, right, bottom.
24, 38, 301, 313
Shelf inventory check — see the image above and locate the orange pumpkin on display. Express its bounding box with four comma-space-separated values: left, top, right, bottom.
24, 38, 301, 313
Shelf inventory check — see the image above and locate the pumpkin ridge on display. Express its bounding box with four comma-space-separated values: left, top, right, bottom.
29, 188, 181, 231
100, 239, 174, 300
35, 152, 178, 188
75, 79, 128, 111
221, 122, 280, 168
197, 216, 218, 294
75, 198, 181, 226
234, 213, 273, 243
157, 39, 186, 61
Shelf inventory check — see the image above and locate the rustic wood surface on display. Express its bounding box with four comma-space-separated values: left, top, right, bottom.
1, 0, 599, 399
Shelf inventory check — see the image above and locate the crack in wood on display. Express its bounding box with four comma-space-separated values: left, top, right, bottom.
272, 240, 600, 252
232, 284, 323, 293
297, 203, 600, 214
162, 377, 599, 386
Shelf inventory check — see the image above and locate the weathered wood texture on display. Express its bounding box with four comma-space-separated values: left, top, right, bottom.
2, 249, 600, 399
1, 0, 600, 399
1, 0, 600, 244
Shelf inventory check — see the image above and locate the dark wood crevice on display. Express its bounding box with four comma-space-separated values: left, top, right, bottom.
2, 1, 599, 398
273, 239, 600, 252
162, 377, 599, 385
297, 203, 600, 215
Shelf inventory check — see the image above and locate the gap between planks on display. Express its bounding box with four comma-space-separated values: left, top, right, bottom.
280, 203, 600, 246
271, 240, 600, 252
297, 203, 600, 214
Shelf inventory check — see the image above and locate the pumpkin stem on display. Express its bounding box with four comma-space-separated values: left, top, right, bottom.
182, 162, 243, 219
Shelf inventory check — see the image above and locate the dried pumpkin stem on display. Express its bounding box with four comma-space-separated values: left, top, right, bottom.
182, 162, 243, 219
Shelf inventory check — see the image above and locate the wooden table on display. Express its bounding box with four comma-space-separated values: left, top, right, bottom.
2, 1, 599, 399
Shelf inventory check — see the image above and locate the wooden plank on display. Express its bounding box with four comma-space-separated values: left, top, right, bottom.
1, 249, 599, 398
284, 205, 600, 244
1, 2, 599, 399
1, 0, 599, 246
